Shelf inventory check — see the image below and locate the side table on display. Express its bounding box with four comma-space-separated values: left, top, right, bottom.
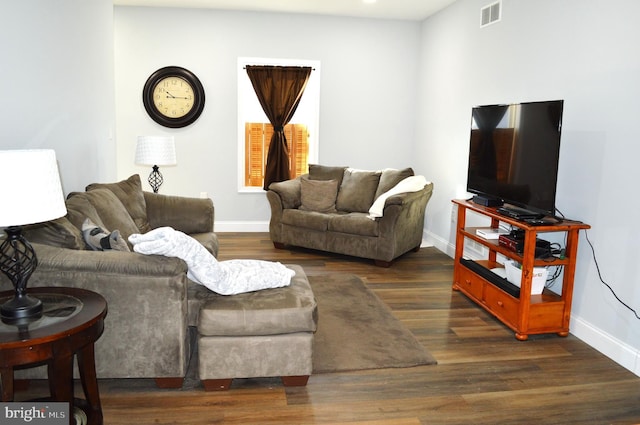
0, 287, 108, 425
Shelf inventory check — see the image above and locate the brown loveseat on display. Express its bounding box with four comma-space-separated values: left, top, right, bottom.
0, 175, 218, 388
267, 165, 434, 267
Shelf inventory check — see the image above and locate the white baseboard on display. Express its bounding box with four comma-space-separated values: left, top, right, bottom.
214, 221, 269, 232
424, 229, 456, 257
570, 316, 640, 377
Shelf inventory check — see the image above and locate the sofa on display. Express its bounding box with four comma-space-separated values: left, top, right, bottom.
0, 175, 218, 388
267, 165, 434, 267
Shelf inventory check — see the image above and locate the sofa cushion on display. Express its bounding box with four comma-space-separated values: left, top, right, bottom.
66, 188, 140, 249
282, 209, 330, 231
86, 174, 151, 233
328, 212, 379, 237
299, 176, 339, 213
336, 168, 381, 213
308, 164, 348, 186
23, 217, 84, 250
197, 265, 317, 337
375, 167, 415, 199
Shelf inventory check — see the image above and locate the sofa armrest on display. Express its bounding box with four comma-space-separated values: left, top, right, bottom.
7, 243, 191, 380
376, 183, 434, 261
382, 183, 433, 209
268, 176, 302, 210
144, 191, 214, 234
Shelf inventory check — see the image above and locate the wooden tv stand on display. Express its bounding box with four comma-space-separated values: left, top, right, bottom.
452, 199, 590, 340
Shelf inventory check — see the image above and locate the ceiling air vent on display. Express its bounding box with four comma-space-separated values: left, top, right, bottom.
480, 1, 501, 27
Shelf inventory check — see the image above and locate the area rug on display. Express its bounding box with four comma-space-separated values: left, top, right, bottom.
309, 274, 437, 373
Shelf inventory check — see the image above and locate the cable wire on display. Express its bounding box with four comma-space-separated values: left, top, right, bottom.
584, 230, 640, 320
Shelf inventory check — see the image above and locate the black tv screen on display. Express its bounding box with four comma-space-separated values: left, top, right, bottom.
466, 100, 564, 217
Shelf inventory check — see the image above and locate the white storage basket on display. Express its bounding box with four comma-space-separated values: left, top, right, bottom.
504, 260, 547, 295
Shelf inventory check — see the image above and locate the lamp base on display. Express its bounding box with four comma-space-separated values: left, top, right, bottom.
148, 165, 164, 193
1, 293, 43, 322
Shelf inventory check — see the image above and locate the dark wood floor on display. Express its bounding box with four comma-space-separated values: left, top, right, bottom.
19, 233, 640, 424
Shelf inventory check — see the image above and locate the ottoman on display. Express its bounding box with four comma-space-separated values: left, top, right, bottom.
197, 264, 317, 391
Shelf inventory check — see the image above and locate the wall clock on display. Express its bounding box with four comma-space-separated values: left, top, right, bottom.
142, 66, 205, 128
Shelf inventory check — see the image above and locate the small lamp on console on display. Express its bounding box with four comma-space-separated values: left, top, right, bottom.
0, 149, 67, 322
135, 136, 177, 193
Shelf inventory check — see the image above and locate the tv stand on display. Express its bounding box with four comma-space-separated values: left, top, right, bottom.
452, 199, 590, 340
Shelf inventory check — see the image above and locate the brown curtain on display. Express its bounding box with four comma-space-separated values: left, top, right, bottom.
246, 65, 312, 190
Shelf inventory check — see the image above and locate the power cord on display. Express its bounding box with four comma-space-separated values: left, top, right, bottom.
584, 230, 640, 320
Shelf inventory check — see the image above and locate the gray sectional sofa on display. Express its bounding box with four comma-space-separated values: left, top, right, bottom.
1, 175, 218, 388
267, 165, 434, 266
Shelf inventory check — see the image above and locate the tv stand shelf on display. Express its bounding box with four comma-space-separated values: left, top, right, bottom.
452, 199, 590, 340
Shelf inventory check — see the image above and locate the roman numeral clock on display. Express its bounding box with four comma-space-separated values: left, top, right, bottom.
142, 66, 205, 128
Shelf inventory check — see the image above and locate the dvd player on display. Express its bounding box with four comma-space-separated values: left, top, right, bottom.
496, 205, 543, 220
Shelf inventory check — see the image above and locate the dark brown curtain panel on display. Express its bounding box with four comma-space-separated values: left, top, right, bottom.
246, 65, 312, 189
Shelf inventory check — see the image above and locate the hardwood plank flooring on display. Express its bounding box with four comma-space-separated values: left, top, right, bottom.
15, 233, 640, 424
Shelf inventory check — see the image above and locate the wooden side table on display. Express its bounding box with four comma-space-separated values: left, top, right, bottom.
0, 287, 107, 425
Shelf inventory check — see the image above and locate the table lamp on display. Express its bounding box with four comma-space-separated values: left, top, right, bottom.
0, 149, 67, 321
135, 136, 177, 193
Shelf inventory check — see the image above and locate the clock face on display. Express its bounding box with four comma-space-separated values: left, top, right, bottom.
152, 76, 195, 119
143, 66, 205, 128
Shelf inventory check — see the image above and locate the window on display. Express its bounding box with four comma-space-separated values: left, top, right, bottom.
238, 57, 320, 191
244, 123, 309, 187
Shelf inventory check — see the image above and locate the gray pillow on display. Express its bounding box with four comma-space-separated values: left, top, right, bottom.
22, 217, 84, 250
299, 176, 339, 213
66, 188, 139, 250
375, 167, 415, 199
86, 174, 151, 233
308, 164, 348, 186
336, 169, 381, 213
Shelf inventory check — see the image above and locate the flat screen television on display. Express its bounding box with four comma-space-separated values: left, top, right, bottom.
466, 100, 564, 219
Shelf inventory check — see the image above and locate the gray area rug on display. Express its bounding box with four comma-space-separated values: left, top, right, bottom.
309, 274, 437, 373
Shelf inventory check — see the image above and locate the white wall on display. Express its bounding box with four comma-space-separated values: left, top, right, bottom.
418, 0, 640, 374
114, 7, 420, 228
1, 1, 115, 194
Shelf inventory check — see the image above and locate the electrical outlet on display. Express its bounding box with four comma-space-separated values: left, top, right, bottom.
451, 205, 457, 222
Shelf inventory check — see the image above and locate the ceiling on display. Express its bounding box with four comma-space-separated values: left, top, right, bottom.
113, 0, 458, 21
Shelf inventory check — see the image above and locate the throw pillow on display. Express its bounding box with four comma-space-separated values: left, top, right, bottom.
86, 174, 151, 233
375, 167, 415, 199
299, 176, 339, 213
22, 217, 84, 250
66, 188, 139, 250
336, 168, 382, 213
82, 218, 130, 252
308, 164, 348, 186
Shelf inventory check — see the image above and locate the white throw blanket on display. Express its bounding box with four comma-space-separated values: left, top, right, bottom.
129, 227, 294, 295
368, 175, 429, 219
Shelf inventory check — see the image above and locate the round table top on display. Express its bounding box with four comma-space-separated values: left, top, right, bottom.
0, 287, 107, 347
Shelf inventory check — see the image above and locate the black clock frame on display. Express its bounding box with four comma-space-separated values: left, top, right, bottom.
142, 66, 205, 128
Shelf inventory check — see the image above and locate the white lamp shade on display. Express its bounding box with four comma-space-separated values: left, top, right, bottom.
135, 136, 177, 166
0, 149, 67, 227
